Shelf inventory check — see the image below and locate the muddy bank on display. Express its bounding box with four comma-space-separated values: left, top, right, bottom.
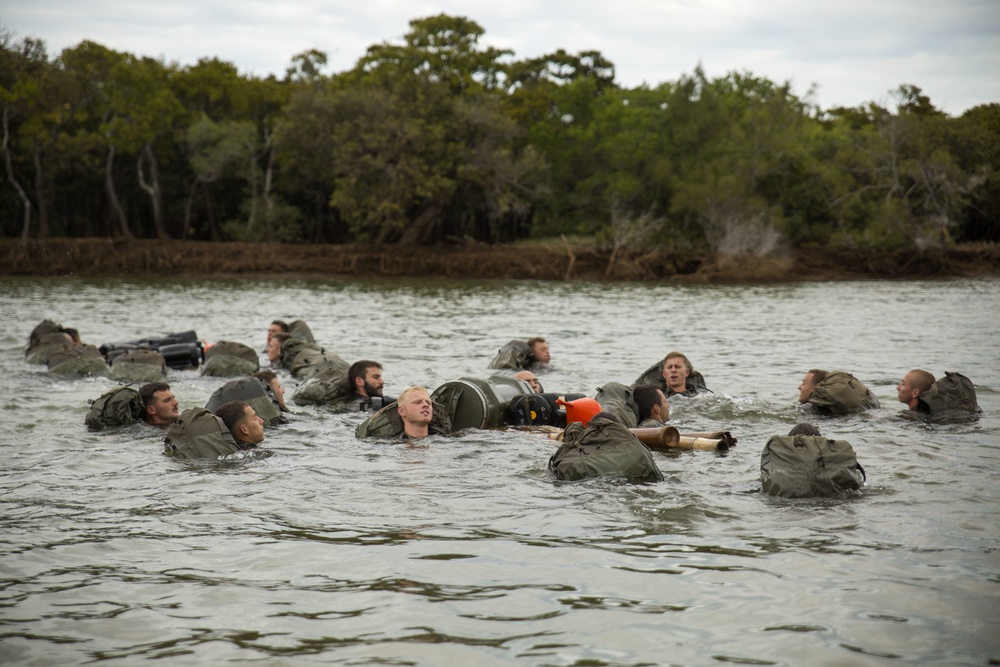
2, 238, 999, 282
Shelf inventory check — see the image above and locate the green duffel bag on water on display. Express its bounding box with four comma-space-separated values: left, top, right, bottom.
85, 385, 144, 431
287, 319, 315, 342
48, 344, 111, 377
292, 368, 352, 406
278, 338, 321, 370
290, 348, 349, 380
595, 382, 640, 428
205, 377, 284, 427
760, 434, 865, 498
808, 370, 880, 414
163, 407, 244, 459
25, 331, 72, 364
549, 417, 664, 482
487, 340, 533, 370
111, 348, 168, 383
916, 371, 982, 422
201, 341, 259, 377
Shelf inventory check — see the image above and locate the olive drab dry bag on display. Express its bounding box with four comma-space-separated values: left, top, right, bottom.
760, 434, 865, 498
163, 407, 242, 459
807, 370, 880, 414
287, 319, 315, 342
205, 377, 284, 426
292, 367, 353, 406
290, 348, 349, 380
917, 371, 981, 422
278, 338, 321, 371
487, 340, 534, 370
111, 348, 168, 383
85, 385, 144, 431
25, 331, 72, 364
201, 340, 259, 377
47, 344, 111, 377
548, 418, 664, 483
595, 382, 640, 428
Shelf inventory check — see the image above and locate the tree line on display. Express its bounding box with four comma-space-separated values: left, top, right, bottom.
2, 14, 997, 254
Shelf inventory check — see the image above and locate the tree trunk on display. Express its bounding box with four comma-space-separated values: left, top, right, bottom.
105, 144, 134, 239
398, 202, 444, 245
138, 143, 170, 240
263, 142, 276, 240
32, 147, 50, 239
2, 107, 33, 241
182, 178, 198, 240
312, 191, 327, 243
203, 180, 220, 241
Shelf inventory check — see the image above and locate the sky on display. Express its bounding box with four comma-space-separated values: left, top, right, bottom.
3, 1, 998, 116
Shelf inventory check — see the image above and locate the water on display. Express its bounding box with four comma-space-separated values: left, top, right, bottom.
1, 276, 998, 666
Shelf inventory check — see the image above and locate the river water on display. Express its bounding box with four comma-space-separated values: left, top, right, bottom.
1, 276, 998, 666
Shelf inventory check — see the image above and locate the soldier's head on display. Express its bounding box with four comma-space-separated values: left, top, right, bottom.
349, 360, 384, 398
216, 400, 265, 444
897, 369, 935, 409
798, 369, 828, 403
140, 381, 178, 425
527, 337, 550, 364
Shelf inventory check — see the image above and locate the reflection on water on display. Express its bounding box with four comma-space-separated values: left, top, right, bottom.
1, 277, 998, 666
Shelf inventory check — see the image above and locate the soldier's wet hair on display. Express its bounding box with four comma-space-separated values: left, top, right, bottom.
788, 422, 822, 437
663, 351, 693, 373
139, 381, 171, 408
633, 385, 664, 421
215, 400, 251, 434
348, 360, 382, 389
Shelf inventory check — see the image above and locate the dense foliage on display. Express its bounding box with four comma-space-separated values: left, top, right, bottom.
2, 15, 997, 252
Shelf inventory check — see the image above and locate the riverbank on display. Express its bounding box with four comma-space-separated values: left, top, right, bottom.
2, 238, 999, 281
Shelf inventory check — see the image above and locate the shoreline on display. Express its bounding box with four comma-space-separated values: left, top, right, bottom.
3, 238, 999, 282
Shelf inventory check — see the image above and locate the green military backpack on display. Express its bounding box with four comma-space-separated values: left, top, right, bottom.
25, 331, 72, 364
111, 348, 168, 383
760, 434, 866, 498
278, 338, 321, 370
916, 371, 981, 422
290, 348, 349, 380
355, 399, 453, 439
595, 382, 640, 428
48, 344, 111, 377
549, 418, 664, 482
292, 367, 353, 406
487, 340, 533, 370
201, 340, 259, 377
163, 407, 243, 459
85, 385, 145, 431
808, 370, 880, 414
205, 377, 284, 426
287, 319, 315, 342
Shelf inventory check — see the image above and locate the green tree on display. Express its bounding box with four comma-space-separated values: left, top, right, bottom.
0, 31, 48, 239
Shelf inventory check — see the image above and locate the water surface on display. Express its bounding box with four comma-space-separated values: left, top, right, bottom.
1, 277, 998, 666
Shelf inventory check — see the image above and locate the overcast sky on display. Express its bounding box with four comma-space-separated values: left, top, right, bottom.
4, 1, 997, 116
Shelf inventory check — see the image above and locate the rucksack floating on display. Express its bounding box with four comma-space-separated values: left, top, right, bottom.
549, 418, 664, 483
760, 434, 865, 498
85, 385, 144, 431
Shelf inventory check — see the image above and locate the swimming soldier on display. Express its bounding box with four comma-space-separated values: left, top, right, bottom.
139, 381, 180, 427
